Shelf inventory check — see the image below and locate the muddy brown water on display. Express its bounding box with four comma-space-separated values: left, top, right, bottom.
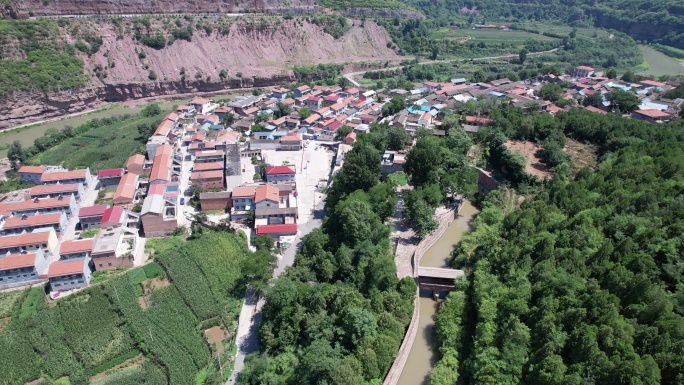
397, 201, 479, 385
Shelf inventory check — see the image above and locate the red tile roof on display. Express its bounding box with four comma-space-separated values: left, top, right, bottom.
79, 205, 108, 218
266, 165, 296, 175
307, 96, 321, 102
256, 223, 297, 235
231, 186, 257, 199
48, 259, 86, 277
0, 197, 73, 216
0, 232, 52, 249
190, 97, 210, 105
640, 79, 667, 88
190, 170, 224, 181
59, 239, 93, 255
465, 116, 494, 125
40, 169, 88, 183
576, 65, 595, 71
98, 168, 124, 178
3, 213, 63, 229
634, 109, 671, 118
325, 121, 343, 131
150, 144, 172, 183
18, 166, 46, 174
113, 173, 138, 202
30, 184, 80, 197
585, 106, 608, 114
193, 162, 224, 172
0, 253, 38, 270
101, 206, 124, 226
127, 154, 145, 169
255, 184, 279, 203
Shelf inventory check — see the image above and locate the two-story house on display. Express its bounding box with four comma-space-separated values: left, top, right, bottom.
0, 228, 59, 257
265, 166, 296, 184
0, 250, 49, 288
231, 186, 257, 211
47, 258, 92, 291
17, 166, 47, 184
305, 96, 322, 110
40, 169, 93, 188
30, 183, 85, 202
58, 238, 93, 260
78, 205, 108, 230
1, 212, 68, 235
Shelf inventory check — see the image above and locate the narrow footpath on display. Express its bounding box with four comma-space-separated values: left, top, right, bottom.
227, 199, 327, 383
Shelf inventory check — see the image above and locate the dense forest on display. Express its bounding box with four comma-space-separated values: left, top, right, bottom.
239, 126, 417, 384
0, 230, 273, 385
431, 107, 684, 384
398, 0, 684, 48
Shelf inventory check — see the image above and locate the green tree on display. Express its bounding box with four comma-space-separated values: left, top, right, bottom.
141, 103, 162, 117
606, 90, 640, 113
405, 136, 444, 187
368, 182, 397, 221
219, 69, 228, 80
335, 125, 353, 142
222, 112, 235, 127
299, 107, 313, 119
519, 48, 528, 64
7, 141, 25, 170
621, 69, 638, 83
583, 93, 603, 107
387, 126, 410, 150
252, 235, 274, 251
148, 70, 157, 81
538, 83, 563, 102
606, 68, 617, 79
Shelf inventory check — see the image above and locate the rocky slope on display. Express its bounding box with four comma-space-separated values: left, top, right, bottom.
0, 18, 399, 128
3, 0, 321, 18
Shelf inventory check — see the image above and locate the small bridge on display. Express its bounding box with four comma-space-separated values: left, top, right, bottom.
415, 267, 464, 298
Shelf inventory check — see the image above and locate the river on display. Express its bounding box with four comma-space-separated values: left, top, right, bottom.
397, 201, 480, 385
0, 90, 245, 158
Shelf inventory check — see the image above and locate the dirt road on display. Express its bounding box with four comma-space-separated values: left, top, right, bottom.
343, 47, 560, 86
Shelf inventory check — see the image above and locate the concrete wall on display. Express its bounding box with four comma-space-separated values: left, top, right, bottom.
92, 254, 134, 271
141, 214, 177, 237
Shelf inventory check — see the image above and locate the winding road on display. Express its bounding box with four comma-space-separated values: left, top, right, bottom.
226, 200, 326, 384
343, 48, 560, 86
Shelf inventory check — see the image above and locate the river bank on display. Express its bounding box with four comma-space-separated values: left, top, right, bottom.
388, 201, 479, 385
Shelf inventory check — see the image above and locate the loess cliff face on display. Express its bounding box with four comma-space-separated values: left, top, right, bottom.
87, 19, 398, 83
0, 18, 399, 128
3, 0, 322, 18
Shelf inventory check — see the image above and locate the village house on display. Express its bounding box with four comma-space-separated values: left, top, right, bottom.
0, 250, 49, 289
29, 183, 85, 202
255, 223, 298, 239
58, 239, 93, 260
228, 95, 261, 115
47, 258, 92, 291
91, 227, 134, 271
631, 109, 672, 124
17, 166, 47, 184
280, 134, 302, 151
140, 194, 177, 237
126, 154, 148, 175
464, 115, 494, 126
0, 196, 77, 218
294, 85, 311, 97
98, 168, 125, 188
320, 121, 343, 141
40, 169, 93, 188
345, 131, 357, 145
265, 165, 296, 184
194, 150, 225, 164
1, 212, 68, 235
271, 87, 289, 100
199, 191, 232, 211
113, 172, 140, 206
573, 65, 595, 78
78, 205, 108, 230
190, 170, 225, 189
190, 97, 212, 114
305, 96, 322, 110
231, 186, 257, 211
0, 228, 59, 257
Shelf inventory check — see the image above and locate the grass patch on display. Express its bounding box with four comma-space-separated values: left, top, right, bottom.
0, 291, 24, 318
87, 350, 140, 376
91, 266, 130, 284
80, 228, 100, 238
194, 367, 209, 385
19, 287, 43, 319
387, 171, 409, 186
26, 113, 164, 172
638, 45, 684, 76
143, 262, 165, 279
145, 233, 187, 255
126, 268, 147, 286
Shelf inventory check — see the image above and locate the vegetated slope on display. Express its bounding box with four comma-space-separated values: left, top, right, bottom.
2, 0, 321, 18
400, 0, 684, 49
431, 111, 684, 385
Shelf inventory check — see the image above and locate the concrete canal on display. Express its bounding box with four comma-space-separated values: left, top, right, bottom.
396, 201, 479, 385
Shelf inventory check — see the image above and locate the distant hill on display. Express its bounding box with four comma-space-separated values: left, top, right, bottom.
399, 0, 684, 49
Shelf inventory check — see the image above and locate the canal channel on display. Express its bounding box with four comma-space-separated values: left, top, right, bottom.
396, 201, 480, 385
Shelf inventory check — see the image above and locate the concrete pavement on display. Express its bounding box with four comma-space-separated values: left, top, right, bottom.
227, 199, 327, 383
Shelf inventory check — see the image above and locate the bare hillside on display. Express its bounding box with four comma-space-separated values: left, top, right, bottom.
80, 19, 398, 83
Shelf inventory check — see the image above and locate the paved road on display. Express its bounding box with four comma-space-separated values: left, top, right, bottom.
227, 199, 326, 384
343, 48, 560, 86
